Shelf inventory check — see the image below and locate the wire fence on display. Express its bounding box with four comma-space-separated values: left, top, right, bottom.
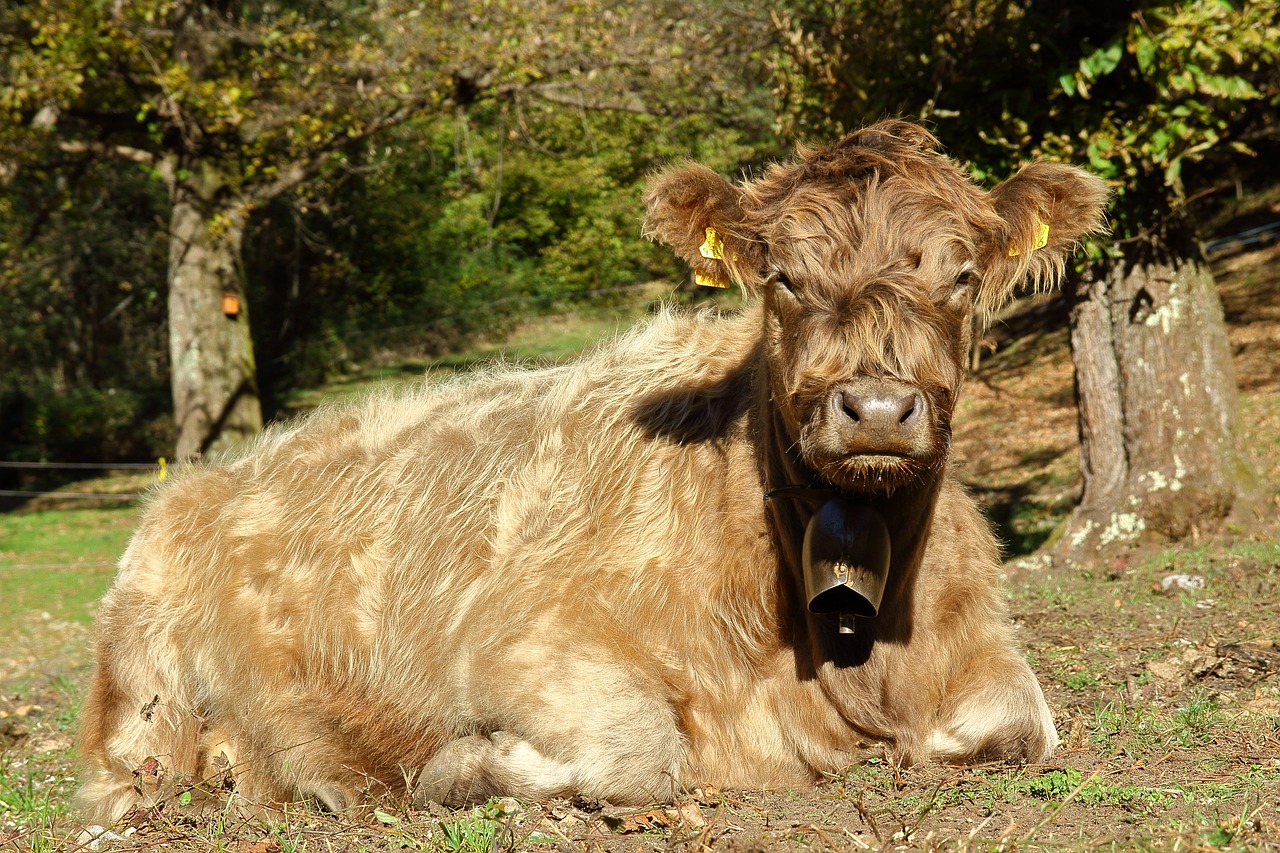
0, 460, 163, 502
0, 461, 157, 470
0, 560, 117, 572
1204, 220, 1280, 255
0, 490, 142, 499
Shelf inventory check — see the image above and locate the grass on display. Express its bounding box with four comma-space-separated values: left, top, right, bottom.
281, 287, 681, 415
0, 506, 136, 637
0, 752, 76, 852
439, 808, 501, 853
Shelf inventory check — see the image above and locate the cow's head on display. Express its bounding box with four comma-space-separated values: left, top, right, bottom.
644, 121, 1108, 495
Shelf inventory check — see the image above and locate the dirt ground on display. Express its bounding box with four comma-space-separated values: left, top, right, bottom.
1, 242, 1278, 851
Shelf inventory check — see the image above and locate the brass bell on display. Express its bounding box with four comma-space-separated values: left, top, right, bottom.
802, 498, 891, 633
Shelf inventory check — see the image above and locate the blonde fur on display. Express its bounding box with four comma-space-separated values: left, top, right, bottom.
80, 121, 1108, 824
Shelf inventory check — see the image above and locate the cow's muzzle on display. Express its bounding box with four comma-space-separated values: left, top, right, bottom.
831, 377, 929, 458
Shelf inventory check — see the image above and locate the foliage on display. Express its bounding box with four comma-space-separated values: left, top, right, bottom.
1, 0, 745, 203
1027, 2, 1280, 237
0, 159, 171, 463
247, 101, 777, 394
0, 0, 780, 456
769, 0, 1280, 239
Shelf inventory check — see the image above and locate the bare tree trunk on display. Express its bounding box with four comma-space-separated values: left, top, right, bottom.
167, 181, 263, 461
1053, 232, 1258, 567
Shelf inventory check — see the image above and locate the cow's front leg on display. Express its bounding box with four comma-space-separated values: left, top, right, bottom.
927, 652, 1058, 763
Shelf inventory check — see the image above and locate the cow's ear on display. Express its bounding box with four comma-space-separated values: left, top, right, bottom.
978, 162, 1110, 316
643, 163, 767, 293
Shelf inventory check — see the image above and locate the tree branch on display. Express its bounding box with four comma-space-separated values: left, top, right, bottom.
57, 140, 157, 166
520, 85, 670, 117
247, 94, 430, 202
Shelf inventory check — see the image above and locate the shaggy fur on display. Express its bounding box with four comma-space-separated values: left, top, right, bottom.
78, 120, 1109, 824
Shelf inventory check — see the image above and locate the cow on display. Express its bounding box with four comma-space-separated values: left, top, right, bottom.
78, 120, 1108, 826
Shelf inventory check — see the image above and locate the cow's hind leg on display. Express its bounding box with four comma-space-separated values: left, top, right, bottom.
413, 651, 683, 807
413, 732, 575, 806
413, 728, 679, 808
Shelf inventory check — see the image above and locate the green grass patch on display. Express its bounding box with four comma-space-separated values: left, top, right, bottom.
439, 810, 501, 853
1015, 767, 1179, 814
280, 293, 679, 415
0, 754, 76, 852
1063, 669, 1101, 691
0, 506, 135, 635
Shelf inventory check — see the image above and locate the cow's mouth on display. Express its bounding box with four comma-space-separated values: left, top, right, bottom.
794, 379, 945, 493
812, 450, 932, 494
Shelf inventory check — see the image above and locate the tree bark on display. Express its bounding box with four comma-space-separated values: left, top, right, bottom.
1053, 231, 1258, 567
167, 175, 263, 462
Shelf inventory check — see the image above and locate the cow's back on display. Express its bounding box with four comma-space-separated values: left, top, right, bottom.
98, 305, 785, 791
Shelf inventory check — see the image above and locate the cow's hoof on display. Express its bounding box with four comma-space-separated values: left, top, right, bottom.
303, 782, 354, 814
413, 735, 492, 807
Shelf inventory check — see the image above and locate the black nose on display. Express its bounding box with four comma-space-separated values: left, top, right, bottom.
834, 380, 927, 454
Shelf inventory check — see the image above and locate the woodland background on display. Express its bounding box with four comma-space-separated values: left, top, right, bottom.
2, 0, 1279, 561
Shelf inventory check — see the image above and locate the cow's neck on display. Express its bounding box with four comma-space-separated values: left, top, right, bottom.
756, 381, 943, 647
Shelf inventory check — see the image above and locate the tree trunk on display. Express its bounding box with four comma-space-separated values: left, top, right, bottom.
1052, 231, 1258, 567
167, 178, 263, 462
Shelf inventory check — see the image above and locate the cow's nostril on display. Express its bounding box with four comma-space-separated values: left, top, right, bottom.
898, 394, 926, 427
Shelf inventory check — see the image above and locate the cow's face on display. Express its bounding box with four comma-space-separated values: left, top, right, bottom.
645, 121, 1108, 494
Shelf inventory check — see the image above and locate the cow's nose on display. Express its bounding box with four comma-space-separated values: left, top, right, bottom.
834, 381, 927, 453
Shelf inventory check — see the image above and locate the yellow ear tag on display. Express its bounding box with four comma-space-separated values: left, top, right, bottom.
695, 227, 731, 287
699, 227, 726, 260
1009, 221, 1051, 257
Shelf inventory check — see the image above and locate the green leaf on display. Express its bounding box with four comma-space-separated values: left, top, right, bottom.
1148, 128, 1171, 159
1058, 73, 1077, 97
373, 808, 400, 825
1198, 74, 1258, 99
1133, 34, 1157, 75
1080, 38, 1123, 80
177, 790, 192, 806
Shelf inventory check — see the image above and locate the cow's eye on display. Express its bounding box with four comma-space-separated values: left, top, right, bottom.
953, 269, 977, 293
772, 271, 796, 295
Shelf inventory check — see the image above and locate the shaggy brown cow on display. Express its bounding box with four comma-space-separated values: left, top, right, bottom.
78, 120, 1108, 825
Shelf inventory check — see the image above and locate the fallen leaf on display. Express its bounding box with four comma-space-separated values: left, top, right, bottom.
692, 785, 721, 805
675, 802, 706, 828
